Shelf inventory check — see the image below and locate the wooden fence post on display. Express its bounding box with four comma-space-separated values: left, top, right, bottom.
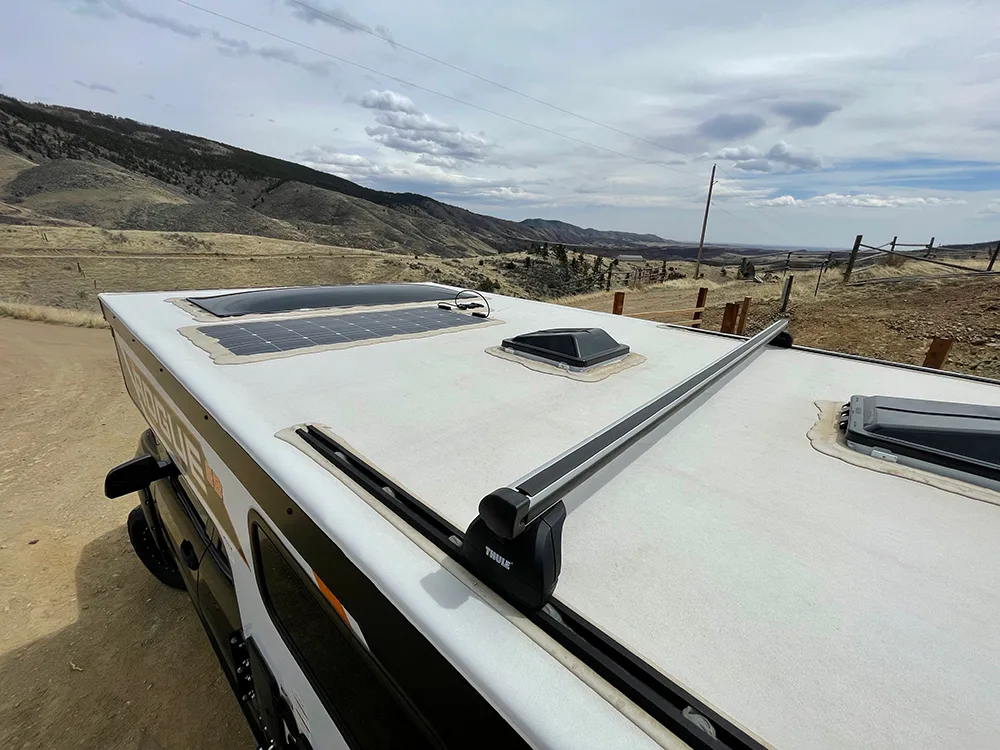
606, 268, 613, 291
814, 263, 826, 297
721, 302, 740, 333
779, 275, 794, 313
988, 241, 1000, 272
692, 287, 709, 329
926, 237, 935, 257
923, 337, 953, 369
843, 234, 863, 283
612, 291, 625, 315
890, 236, 898, 254
736, 296, 752, 335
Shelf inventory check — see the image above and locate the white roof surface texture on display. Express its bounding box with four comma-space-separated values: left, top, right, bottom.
103, 285, 1000, 750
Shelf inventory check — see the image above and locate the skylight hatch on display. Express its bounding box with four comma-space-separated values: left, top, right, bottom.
840, 395, 1000, 490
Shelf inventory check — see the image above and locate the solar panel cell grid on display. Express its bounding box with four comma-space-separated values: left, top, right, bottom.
197, 307, 483, 356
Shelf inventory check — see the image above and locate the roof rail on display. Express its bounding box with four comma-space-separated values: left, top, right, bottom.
465, 319, 792, 609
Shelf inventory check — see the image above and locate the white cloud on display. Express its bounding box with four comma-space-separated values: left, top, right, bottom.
713, 141, 824, 172
984, 199, 1000, 214
358, 90, 494, 163
750, 193, 967, 208
295, 148, 390, 181
358, 89, 419, 114
766, 141, 823, 170
714, 145, 764, 161
20, 0, 1000, 244
753, 195, 798, 207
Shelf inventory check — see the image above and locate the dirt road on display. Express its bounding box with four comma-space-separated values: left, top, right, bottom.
0, 319, 251, 749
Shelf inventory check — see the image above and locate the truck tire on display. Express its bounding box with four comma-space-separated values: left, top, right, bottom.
127, 505, 185, 590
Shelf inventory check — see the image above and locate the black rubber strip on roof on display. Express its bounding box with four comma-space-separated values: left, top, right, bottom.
188, 284, 456, 318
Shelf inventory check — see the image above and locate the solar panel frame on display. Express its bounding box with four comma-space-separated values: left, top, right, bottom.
194, 306, 486, 357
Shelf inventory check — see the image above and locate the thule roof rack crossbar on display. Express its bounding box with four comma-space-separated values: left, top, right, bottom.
293, 427, 767, 750
465, 319, 791, 609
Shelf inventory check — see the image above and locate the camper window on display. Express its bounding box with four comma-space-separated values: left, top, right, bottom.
251, 522, 439, 749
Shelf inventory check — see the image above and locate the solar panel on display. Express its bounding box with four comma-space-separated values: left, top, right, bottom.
196, 306, 485, 356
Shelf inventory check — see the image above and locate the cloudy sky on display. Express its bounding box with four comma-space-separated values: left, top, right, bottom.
3, 0, 1000, 246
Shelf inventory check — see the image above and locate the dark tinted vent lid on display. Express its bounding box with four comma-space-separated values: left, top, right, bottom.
188, 284, 455, 318
502, 328, 629, 368
841, 395, 1000, 485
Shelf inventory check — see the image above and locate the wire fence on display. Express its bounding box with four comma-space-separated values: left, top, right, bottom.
523, 235, 999, 298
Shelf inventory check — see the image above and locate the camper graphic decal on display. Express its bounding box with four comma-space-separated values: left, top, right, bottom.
119, 343, 245, 562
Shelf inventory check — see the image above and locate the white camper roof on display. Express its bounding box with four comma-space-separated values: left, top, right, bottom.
101, 284, 1000, 750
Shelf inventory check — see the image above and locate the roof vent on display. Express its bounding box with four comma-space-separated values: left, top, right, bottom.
502, 328, 629, 369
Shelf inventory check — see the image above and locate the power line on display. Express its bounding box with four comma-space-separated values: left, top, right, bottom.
284, 0, 817, 245
287, 0, 823, 242
710, 199, 783, 244
173, 0, 699, 179
282, 0, 693, 161
714, 166, 800, 234
173, 0, 784, 245
714, 180, 796, 236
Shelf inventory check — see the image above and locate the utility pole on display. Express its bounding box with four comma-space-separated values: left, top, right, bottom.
694, 163, 717, 281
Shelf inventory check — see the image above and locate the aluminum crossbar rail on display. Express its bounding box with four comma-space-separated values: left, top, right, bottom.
482, 319, 789, 540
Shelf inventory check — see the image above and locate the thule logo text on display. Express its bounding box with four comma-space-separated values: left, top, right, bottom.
485, 546, 512, 570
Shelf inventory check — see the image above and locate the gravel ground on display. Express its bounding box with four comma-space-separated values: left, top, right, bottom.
0, 318, 251, 750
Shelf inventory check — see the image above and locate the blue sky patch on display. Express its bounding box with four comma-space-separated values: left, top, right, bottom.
828, 157, 1000, 191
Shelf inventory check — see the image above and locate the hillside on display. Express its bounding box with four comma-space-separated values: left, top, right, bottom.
0, 95, 668, 255
520, 218, 665, 246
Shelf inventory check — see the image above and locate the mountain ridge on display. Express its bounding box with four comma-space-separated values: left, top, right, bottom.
0, 95, 669, 255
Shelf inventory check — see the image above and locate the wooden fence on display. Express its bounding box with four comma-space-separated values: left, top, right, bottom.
607, 287, 956, 369
843, 235, 1000, 284
610, 287, 751, 334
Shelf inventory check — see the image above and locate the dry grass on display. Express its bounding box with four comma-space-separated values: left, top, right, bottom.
0, 300, 107, 328
557, 257, 1000, 379
559, 256, 999, 324
852, 256, 992, 279
0, 255, 430, 312
0, 147, 35, 187
0, 225, 540, 312
0, 225, 372, 256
